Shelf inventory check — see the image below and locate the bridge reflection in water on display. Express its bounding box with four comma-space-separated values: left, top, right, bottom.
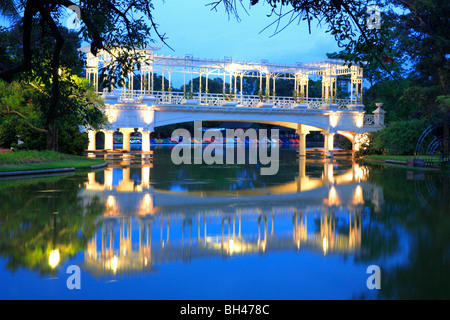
80, 157, 383, 277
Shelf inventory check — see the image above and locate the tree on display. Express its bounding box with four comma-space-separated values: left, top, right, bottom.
0, 21, 106, 152
0, 174, 105, 274
209, 1, 396, 77
0, 0, 167, 150
0, 75, 106, 152
211, 1, 448, 107
387, 0, 449, 117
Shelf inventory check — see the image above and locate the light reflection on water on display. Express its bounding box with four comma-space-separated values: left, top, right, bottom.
0, 147, 448, 300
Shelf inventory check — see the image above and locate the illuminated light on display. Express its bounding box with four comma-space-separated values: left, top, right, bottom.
226, 239, 242, 254
141, 193, 153, 214
49, 249, 60, 268
260, 240, 266, 251
110, 255, 118, 273
353, 185, 364, 205
144, 257, 148, 266
107, 195, 115, 208
105, 110, 117, 123
145, 111, 154, 125
105, 169, 113, 190
354, 133, 370, 152
327, 164, 334, 183
354, 164, 365, 181
228, 239, 235, 254
141, 166, 151, 188
356, 114, 364, 128
328, 185, 340, 206
322, 237, 328, 255
225, 63, 240, 73
329, 113, 338, 127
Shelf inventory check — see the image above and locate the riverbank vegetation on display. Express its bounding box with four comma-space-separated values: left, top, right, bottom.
0, 150, 105, 172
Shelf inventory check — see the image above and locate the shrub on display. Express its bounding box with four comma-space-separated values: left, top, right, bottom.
0, 118, 18, 148
356, 133, 383, 157
372, 118, 430, 155
58, 125, 88, 155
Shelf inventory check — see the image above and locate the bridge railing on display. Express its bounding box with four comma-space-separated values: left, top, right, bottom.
107, 90, 359, 111
363, 115, 375, 126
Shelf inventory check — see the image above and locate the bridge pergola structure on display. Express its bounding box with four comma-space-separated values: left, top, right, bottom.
82, 46, 385, 156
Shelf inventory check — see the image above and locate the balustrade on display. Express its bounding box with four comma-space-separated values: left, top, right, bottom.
109, 90, 358, 111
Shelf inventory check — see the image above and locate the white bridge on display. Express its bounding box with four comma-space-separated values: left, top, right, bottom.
82, 46, 386, 156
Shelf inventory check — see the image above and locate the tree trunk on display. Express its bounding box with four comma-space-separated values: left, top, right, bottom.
46, 123, 58, 151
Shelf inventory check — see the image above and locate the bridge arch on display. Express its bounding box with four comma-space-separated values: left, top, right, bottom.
149, 112, 338, 156
153, 119, 325, 132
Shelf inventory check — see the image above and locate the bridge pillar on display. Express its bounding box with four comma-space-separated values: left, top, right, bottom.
103, 130, 115, 151
324, 133, 335, 158
296, 125, 309, 157
139, 130, 152, 152
119, 128, 135, 151
87, 130, 96, 151
298, 133, 307, 156
351, 133, 358, 153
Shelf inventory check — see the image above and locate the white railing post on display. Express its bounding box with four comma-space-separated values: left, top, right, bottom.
373, 103, 386, 126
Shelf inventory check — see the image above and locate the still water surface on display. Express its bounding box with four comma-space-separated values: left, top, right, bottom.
0, 146, 448, 299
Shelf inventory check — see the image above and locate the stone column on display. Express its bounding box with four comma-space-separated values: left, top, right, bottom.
119, 128, 135, 151
324, 132, 335, 158
141, 131, 152, 153
298, 133, 307, 156
104, 130, 115, 151
373, 104, 386, 126
296, 125, 309, 157
87, 130, 96, 151
352, 133, 359, 153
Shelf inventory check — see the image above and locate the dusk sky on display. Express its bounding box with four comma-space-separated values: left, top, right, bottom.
150, 1, 341, 65
0, 1, 342, 68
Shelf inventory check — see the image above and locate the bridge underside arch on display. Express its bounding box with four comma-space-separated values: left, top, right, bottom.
153, 118, 325, 133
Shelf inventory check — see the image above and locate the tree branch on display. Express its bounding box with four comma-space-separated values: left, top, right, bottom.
0, 1, 36, 82
37, 1, 65, 127
0, 110, 49, 134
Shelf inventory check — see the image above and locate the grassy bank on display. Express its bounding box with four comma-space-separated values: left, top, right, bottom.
0, 150, 105, 172
362, 154, 448, 171
362, 155, 431, 162
362, 154, 441, 163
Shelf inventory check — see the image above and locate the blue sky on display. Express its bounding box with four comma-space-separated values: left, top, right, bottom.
0, 1, 342, 66
150, 1, 341, 65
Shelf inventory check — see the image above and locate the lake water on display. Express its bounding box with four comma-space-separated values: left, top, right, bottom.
0, 146, 448, 300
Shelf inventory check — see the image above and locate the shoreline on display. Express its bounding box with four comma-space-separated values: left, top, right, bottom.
0, 158, 108, 177
362, 155, 447, 171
